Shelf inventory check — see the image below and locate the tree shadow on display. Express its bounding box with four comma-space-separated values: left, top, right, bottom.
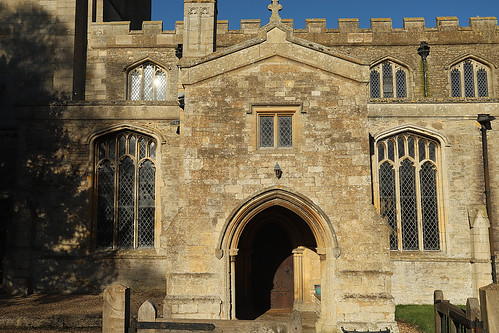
0, 3, 118, 294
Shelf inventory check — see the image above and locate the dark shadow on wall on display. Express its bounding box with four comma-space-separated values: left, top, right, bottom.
0, 3, 119, 294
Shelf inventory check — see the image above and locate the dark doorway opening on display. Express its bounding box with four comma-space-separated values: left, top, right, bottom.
235, 206, 316, 319
0, 197, 10, 288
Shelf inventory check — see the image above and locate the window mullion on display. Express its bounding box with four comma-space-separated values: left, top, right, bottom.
460, 65, 465, 97
140, 68, 144, 100
113, 139, 119, 249
415, 162, 424, 251
379, 68, 384, 96
435, 151, 444, 251
394, 159, 402, 251
133, 149, 139, 249
274, 113, 279, 148
392, 68, 397, 98
473, 63, 480, 97
152, 68, 156, 101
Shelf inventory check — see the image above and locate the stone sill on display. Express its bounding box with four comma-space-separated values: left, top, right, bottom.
369, 97, 499, 104
390, 251, 472, 263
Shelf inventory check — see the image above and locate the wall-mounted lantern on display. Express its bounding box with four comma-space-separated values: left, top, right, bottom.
274, 163, 282, 179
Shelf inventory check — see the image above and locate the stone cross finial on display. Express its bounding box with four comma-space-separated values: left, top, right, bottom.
268, 0, 282, 23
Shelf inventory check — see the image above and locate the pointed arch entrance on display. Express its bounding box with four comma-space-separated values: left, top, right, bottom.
216, 188, 340, 320
236, 206, 317, 318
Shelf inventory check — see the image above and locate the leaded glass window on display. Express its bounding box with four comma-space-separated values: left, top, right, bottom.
449, 59, 490, 98
370, 70, 381, 98
128, 62, 168, 101
477, 69, 488, 98
278, 116, 292, 147
260, 116, 274, 147
382, 62, 394, 98
370, 61, 409, 99
258, 112, 294, 148
376, 133, 441, 251
451, 68, 461, 97
95, 131, 157, 249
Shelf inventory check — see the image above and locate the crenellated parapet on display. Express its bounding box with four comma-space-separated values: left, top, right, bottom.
88, 16, 499, 50
216, 16, 498, 40
88, 21, 182, 49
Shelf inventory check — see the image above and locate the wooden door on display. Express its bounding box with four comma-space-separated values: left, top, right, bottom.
270, 254, 294, 309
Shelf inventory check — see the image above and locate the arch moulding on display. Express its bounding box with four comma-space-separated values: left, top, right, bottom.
216, 187, 341, 259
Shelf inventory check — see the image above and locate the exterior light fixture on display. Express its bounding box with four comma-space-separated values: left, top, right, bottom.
175, 44, 183, 59
418, 41, 430, 97
274, 163, 282, 179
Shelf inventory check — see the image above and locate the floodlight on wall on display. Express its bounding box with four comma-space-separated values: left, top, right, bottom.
274, 163, 282, 179
418, 41, 430, 97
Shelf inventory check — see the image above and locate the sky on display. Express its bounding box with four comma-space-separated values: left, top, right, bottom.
152, 0, 499, 31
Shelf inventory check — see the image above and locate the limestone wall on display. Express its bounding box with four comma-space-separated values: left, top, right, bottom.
3, 104, 181, 293
162, 30, 398, 330
1, 0, 77, 99
86, 16, 499, 104
368, 102, 499, 304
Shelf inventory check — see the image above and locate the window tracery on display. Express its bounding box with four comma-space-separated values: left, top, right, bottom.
450, 59, 490, 98
376, 132, 441, 251
128, 62, 167, 101
370, 61, 408, 99
95, 131, 156, 249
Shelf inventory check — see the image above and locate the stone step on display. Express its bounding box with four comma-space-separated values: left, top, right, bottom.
154, 310, 319, 333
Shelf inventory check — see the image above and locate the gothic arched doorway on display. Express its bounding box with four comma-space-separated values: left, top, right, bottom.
216, 188, 340, 321
235, 206, 317, 319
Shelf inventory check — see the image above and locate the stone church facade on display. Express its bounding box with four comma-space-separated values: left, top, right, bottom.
1, 0, 499, 332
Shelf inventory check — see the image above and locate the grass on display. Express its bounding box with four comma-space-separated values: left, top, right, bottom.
395, 304, 435, 333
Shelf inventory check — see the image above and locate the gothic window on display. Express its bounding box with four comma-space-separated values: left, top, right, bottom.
376, 133, 441, 251
450, 59, 489, 98
258, 112, 294, 148
370, 61, 408, 99
128, 63, 167, 101
95, 131, 157, 249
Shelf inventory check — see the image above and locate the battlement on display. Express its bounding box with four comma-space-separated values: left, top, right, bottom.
88, 16, 499, 49
215, 16, 498, 33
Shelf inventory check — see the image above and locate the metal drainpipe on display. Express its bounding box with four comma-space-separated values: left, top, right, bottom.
477, 114, 497, 284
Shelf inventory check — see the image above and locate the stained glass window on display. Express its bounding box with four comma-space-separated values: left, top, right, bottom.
370, 61, 408, 99
128, 62, 167, 101
96, 131, 157, 249
376, 133, 441, 251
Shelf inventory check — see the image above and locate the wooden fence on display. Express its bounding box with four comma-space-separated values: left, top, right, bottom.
434, 290, 484, 333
